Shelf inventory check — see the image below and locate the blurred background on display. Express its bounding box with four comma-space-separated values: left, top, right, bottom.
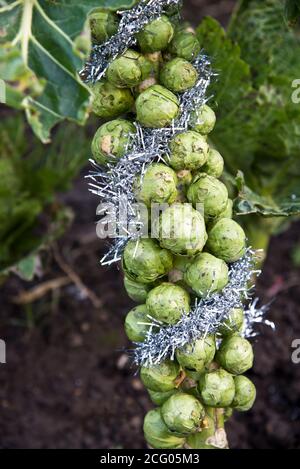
0, 0, 300, 449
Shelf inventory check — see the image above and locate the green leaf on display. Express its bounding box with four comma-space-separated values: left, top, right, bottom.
0, 111, 90, 273
1, 0, 133, 142
234, 171, 300, 217
14, 254, 40, 281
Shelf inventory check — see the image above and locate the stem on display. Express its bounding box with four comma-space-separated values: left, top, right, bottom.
20, 0, 34, 66
185, 408, 229, 450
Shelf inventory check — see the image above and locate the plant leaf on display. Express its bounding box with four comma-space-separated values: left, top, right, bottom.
0, 0, 135, 142
197, 2, 300, 219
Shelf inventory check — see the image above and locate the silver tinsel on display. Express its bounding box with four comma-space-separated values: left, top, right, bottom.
88, 53, 213, 265
80, 0, 182, 83
133, 249, 275, 366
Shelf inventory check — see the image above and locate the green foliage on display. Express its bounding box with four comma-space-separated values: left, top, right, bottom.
0, 113, 91, 274
0, 0, 136, 142
196, 0, 300, 223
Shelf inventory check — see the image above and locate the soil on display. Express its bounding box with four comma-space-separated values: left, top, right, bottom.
1, 0, 300, 451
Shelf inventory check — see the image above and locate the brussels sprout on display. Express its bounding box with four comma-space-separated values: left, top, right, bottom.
212, 199, 233, 225
184, 252, 229, 297
216, 336, 254, 375
145, 51, 163, 75
146, 282, 190, 325
91, 81, 134, 118
124, 304, 153, 342
218, 308, 244, 337
89, 9, 119, 44
160, 58, 198, 92
123, 275, 152, 303
136, 85, 179, 128
232, 375, 256, 411
148, 389, 177, 406
144, 408, 185, 449
123, 238, 173, 284
134, 163, 178, 207
161, 393, 205, 435
198, 369, 235, 407
168, 32, 201, 61
140, 359, 180, 392
202, 149, 224, 178
168, 131, 209, 171
190, 104, 216, 135
187, 173, 228, 218
137, 16, 174, 52
176, 336, 216, 375
156, 203, 207, 256
91, 119, 135, 165
107, 49, 152, 88
206, 219, 247, 263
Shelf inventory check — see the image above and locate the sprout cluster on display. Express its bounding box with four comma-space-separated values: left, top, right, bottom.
87, 0, 256, 450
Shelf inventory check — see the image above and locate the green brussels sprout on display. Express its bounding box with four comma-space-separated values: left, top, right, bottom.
148, 389, 177, 406
161, 393, 205, 435
146, 282, 190, 325
190, 104, 216, 135
134, 163, 178, 207
144, 408, 185, 449
89, 9, 119, 44
123, 238, 173, 284
218, 308, 244, 337
198, 369, 235, 407
107, 49, 152, 88
212, 199, 233, 224
216, 336, 254, 375
156, 203, 207, 256
160, 58, 198, 93
137, 16, 174, 52
206, 219, 247, 263
232, 375, 256, 411
176, 336, 216, 375
124, 304, 152, 342
140, 359, 180, 392
184, 252, 229, 297
168, 131, 209, 171
123, 275, 152, 303
91, 81, 134, 118
91, 119, 135, 165
136, 85, 179, 128
145, 52, 163, 76
202, 149, 224, 178
168, 31, 201, 61
187, 173, 228, 218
